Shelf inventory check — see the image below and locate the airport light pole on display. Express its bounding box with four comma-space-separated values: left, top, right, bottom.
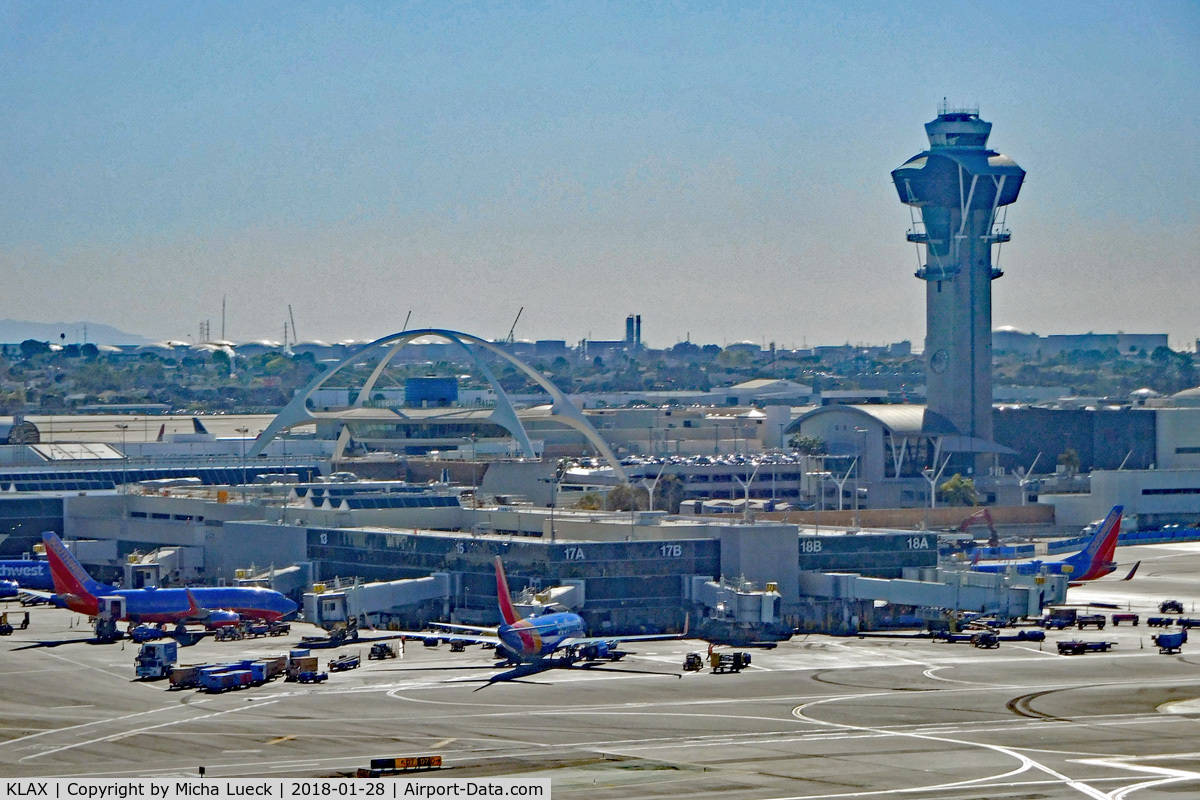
853, 427, 868, 529
116, 423, 129, 542
115, 423, 129, 493
236, 426, 249, 500
922, 453, 951, 510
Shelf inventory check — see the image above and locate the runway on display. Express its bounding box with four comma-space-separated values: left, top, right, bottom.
2, 542, 1199, 799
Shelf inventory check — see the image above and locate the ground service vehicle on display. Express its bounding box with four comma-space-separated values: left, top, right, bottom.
1111, 613, 1139, 626
1153, 629, 1187, 654
168, 664, 202, 689
577, 642, 627, 661
201, 669, 253, 693
683, 652, 704, 671
135, 641, 178, 679
1160, 600, 1185, 614
971, 631, 1000, 649
294, 670, 328, 683
130, 624, 168, 643
329, 653, 360, 672
1076, 614, 1106, 630
1180, 618, 1200, 629
286, 653, 319, 681
1148, 617, 1176, 628
369, 642, 397, 659
711, 652, 752, 673
1041, 609, 1077, 630
1057, 640, 1115, 655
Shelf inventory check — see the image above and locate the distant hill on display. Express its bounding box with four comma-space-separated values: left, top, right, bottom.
0, 319, 151, 346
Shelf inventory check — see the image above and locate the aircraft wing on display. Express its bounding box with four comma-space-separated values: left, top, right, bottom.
428, 621, 500, 635
373, 629, 502, 647
559, 615, 690, 649
559, 631, 691, 649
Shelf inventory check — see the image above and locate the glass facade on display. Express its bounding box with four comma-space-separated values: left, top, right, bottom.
307, 528, 718, 631
799, 532, 937, 578
0, 496, 65, 557
0, 464, 320, 489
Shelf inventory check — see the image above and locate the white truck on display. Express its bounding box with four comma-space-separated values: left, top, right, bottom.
135, 641, 179, 680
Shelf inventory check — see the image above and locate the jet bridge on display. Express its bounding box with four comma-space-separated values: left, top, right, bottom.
798, 567, 1067, 622
305, 573, 455, 629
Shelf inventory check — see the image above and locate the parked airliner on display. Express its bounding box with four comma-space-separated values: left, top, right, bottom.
0, 558, 53, 591
970, 505, 1132, 583
42, 532, 296, 628
402, 557, 688, 665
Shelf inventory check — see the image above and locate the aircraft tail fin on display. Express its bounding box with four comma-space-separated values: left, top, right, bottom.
1066, 505, 1123, 580
185, 588, 203, 615
41, 532, 109, 599
156, 423, 165, 442
193, 417, 209, 434
494, 557, 523, 626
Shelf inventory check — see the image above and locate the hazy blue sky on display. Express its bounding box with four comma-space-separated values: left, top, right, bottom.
1, 2, 1197, 349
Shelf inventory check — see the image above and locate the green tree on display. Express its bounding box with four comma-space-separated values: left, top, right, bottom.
211, 349, 232, 376
1057, 447, 1081, 476
574, 492, 604, 511
939, 474, 978, 506
605, 483, 648, 512
19, 339, 50, 359
653, 473, 686, 513
788, 435, 827, 455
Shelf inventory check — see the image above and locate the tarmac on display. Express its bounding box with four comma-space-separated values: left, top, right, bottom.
1, 541, 1199, 799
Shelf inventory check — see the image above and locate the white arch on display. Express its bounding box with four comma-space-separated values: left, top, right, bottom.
250, 328, 628, 482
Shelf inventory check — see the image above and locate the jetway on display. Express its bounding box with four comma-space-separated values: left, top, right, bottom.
305, 573, 454, 629
798, 567, 1067, 621
235, 562, 313, 598
688, 576, 782, 625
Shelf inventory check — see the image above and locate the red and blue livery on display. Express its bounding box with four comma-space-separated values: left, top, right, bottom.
42, 532, 296, 628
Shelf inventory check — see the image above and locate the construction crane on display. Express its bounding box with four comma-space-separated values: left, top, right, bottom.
958, 508, 999, 549
505, 307, 524, 344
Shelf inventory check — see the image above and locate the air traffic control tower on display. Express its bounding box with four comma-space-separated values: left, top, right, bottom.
892, 104, 1025, 457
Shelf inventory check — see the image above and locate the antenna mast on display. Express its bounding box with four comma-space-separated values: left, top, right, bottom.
288, 305, 298, 346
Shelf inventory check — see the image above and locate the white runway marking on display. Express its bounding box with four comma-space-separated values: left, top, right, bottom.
19, 700, 279, 762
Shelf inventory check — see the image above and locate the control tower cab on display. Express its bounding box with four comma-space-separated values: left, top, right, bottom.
892, 104, 1025, 456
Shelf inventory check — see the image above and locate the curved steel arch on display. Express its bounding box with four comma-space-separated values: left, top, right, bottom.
249, 328, 628, 482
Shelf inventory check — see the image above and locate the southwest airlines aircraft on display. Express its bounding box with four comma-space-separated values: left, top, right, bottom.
970, 505, 1130, 583
42, 532, 296, 628
409, 557, 689, 664
0, 558, 53, 591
